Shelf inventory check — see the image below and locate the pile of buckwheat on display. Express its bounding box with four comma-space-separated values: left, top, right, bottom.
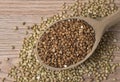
8, 0, 120, 82
37, 18, 95, 68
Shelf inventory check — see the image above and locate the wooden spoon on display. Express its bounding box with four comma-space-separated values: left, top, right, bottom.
36, 9, 120, 71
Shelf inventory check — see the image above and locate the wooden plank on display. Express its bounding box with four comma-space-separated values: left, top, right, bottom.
0, 0, 120, 82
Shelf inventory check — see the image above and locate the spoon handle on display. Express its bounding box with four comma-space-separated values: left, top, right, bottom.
102, 8, 120, 31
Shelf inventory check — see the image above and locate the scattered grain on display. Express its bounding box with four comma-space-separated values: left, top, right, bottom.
23, 22, 26, 25
112, 78, 117, 81
2, 78, 6, 82
5, 58, 10, 61
113, 39, 117, 42
11, 45, 15, 50
27, 26, 31, 30
8, 0, 120, 82
15, 26, 19, 30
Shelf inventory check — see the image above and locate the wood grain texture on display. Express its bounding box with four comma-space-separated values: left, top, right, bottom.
0, 0, 120, 82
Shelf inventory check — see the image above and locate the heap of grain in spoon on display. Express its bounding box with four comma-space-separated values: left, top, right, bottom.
37, 18, 95, 68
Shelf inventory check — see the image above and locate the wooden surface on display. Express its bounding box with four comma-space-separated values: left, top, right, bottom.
0, 0, 120, 82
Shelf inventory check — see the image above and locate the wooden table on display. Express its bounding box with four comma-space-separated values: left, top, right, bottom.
0, 0, 120, 82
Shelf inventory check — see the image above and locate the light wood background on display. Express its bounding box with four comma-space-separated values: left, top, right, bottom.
0, 0, 120, 82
